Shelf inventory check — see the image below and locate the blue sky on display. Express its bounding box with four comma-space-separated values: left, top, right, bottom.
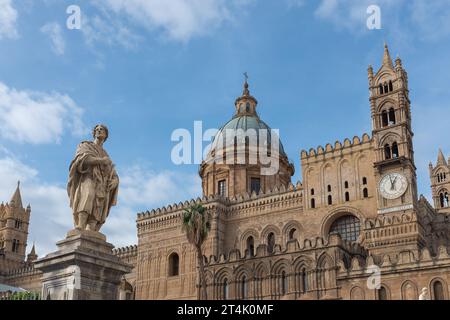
0, 0, 450, 255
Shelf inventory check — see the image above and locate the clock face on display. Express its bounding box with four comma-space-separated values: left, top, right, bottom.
379, 173, 408, 199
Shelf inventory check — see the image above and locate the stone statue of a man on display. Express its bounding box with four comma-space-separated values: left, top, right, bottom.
67, 124, 119, 232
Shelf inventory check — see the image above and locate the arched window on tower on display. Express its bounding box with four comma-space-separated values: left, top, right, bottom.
246, 236, 255, 257
344, 181, 349, 189
311, 188, 314, 196
379, 84, 384, 95
388, 108, 396, 125
381, 110, 389, 127
267, 232, 275, 254
384, 144, 392, 160
392, 142, 399, 158
327, 185, 332, 192
310, 198, 316, 209
389, 80, 393, 92
168, 253, 179, 276
362, 177, 367, 185
384, 83, 389, 94
345, 192, 350, 202
327, 195, 333, 205
440, 193, 445, 208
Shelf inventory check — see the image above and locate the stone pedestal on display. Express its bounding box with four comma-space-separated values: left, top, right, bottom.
34, 230, 132, 300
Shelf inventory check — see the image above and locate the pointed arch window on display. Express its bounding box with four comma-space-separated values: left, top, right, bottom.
280, 271, 287, 296
246, 236, 255, 257
388, 108, 396, 125
301, 268, 308, 292
392, 142, 399, 158
440, 192, 449, 208
267, 232, 275, 254
379, 84, 384, 95
378, 286, 388, 300
389, 80, 393, 92
381, 110, 389, 127
384, 144, 391, 160
168, 253, 179, 276
433, 280, 445, 300
288, 228, 297, 241
241, 276, 248, 299
223, 278, 229, 300
384, 83, 389, 94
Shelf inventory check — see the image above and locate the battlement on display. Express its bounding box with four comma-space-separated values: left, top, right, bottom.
113, 245, 138, 257
301, 133, 371, 160
205, 233, 366, 266
137, 181, 303, 224
3, 265, 40, 278
337, 245, 450, 277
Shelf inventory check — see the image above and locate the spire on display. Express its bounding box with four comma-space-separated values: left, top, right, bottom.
382, 42, 393, 67
30, 242, 36, 255
27, 242, 38, 263
10, 181, 23, 208
437, 149, 447, 166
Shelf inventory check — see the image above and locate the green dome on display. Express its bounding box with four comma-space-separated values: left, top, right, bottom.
209, 114, 287, 158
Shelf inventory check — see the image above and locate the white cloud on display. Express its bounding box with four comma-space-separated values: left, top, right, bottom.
40, 22, 65, 55
0, 0, 18, 39
100, 0, 230, 42
0, 82, 87, 144
0, 150, 202, 255
81, 14, 143, 50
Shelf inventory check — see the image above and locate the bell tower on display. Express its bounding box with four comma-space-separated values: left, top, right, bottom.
0, 182, 31, 271
368, 44, 418, 213
429, 149, 450, 214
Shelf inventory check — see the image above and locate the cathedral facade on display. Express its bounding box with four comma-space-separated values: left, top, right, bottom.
1, 45, 450, 300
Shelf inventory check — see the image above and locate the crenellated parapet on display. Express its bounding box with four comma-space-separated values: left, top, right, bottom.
204, 233, 366, 266
301, 134, 372, 161
137, 181, 304, 232
337, 245, 450, 277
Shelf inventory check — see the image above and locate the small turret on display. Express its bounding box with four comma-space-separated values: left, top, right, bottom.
27, 243, 38, 263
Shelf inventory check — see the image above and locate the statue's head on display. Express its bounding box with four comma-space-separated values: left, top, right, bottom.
92, 124, 109, 142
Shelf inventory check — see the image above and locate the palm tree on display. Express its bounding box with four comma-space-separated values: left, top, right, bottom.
182, 203, 211, 300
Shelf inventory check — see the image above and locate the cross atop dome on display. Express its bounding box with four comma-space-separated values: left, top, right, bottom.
234, 73, 258, 118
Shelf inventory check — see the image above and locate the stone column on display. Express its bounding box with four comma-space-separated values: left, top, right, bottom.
34, 230, 132, 300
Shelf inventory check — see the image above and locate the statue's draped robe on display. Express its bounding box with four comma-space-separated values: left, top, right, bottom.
67, 141, 118, 231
